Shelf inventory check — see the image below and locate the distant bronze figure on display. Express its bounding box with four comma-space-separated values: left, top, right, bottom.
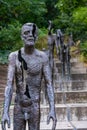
1, 23, 57, 130
56, 29, 74, 79
47, 20, 57, 83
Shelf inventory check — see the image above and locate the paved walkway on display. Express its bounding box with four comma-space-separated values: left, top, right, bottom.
0, 121, 87, 130
0, 122, 73, 130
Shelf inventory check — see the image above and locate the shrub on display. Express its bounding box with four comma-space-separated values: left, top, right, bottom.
0, 50, 11, 64
0, 20, 22, 50
80, 41, 87, 62
35, 28, 48, 50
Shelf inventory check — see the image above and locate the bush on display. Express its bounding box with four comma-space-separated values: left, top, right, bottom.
72, 7, 87, 42
35, 28, 48, 50
0, 20, 22, 50
0, 26, 48, 64
0, 50, 11, 64
80, 41, 87, 62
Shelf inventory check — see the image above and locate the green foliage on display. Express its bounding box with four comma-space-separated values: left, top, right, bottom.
56, 0, 78, 15
44, 0, 59, 26
0, 27, 48, 64
38, 28, 48, 37
0, 0, 87, 63
54, 0, 87, 41
28, 1, 47, 27
11, 40, 23, 52
73, 7, 87, 24
80, 41, 87, 59
56, 0, 87, 15
0, 20, 22, 50
0, 0, 47, 27
0, 50, 10, 64
0, 0, 11, 27
35, 28, 48, 50
35, 36, 47, 50
72, 7, 87, 41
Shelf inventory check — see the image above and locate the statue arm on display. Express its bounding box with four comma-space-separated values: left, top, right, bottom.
2, 52, 16, 129
55, 39, 59, 56
43, 55, 57, 130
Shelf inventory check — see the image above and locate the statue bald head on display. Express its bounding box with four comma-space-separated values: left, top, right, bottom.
21, 23, 38, 46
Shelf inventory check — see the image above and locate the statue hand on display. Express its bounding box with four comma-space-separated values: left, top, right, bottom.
1, 113, 10, 130
47, 111, 57, 130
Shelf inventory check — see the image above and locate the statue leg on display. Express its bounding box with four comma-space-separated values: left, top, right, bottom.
28, 102, 40, 130
61, 51, 65, 79
50, 58, 54, 84
62, 61, 65, 79
66, 54, 71, 80
67, 60, 71, 80
13, 104, 26, 130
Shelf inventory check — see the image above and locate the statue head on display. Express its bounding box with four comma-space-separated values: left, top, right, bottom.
21, 23, 38, 46
56, 29, 63, 38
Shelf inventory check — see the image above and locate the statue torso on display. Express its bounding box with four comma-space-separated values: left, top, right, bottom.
15, 48, 45, 100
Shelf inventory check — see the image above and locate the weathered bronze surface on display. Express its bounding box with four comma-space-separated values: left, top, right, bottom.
47, 20, 56, 83
56, 30, 74, 79
1, 23, 57, 130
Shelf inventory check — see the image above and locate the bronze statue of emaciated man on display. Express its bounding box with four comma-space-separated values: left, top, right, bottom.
1, 23, 57, 130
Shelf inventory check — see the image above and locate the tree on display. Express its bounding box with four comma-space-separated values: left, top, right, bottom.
72, 7, 87, 41
54, 0, 87, 41
43, 0, 59, 27
0, 0, 46, 27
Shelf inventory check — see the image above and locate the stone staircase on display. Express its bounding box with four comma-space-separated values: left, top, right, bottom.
0, 58, 87, 130
0, 64, 8, 113
40, 58, 87, 129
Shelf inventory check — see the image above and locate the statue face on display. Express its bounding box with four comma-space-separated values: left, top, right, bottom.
21, 23, 38, 46
56, 29, 63, 38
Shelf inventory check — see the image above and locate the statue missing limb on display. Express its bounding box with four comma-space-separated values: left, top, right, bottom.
1, 23, 57, 130
56, 29, 74, 80
47, 20, 56, 84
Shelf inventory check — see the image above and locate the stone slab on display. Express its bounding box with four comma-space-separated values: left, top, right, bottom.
54, 80, 87, 91
71, 121, 87, 130
40, 104, 87, 122
0, 121, 73, 130
54, 73, 87, 80
1, 121, 87, 130
41, 90, 87, 104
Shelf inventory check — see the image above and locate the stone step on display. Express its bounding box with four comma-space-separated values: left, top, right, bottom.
54, 61, 87, 74
54, 73, 87, 80
41, 121, 87, 130
0, 79, 7, 84
0, 88, 5, 93
1, 90, 87, 109
54, 58, 79, 63
0, 70, 7, 76
40, 103, 87, 122
70, 121, 87, 130
1, 89, 86, 104
2, 103, 87, 122
71, 74, 87, 80
0, 75, 7, 81
54, 80, 87, 91
0, 98, 4, 103
41, 90, 87, 104
0, 93, 4, 98
55, 61, 86, 69
0, 122, 73, 130
0, 93, 15, 107
40, 121, 73, 130
71, 68, 87, 74
0, 93, 17, 113
1, 120, 87, 130
54, 66, 87, 74
0, 64, 8, 68
1, 103, 87, 129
